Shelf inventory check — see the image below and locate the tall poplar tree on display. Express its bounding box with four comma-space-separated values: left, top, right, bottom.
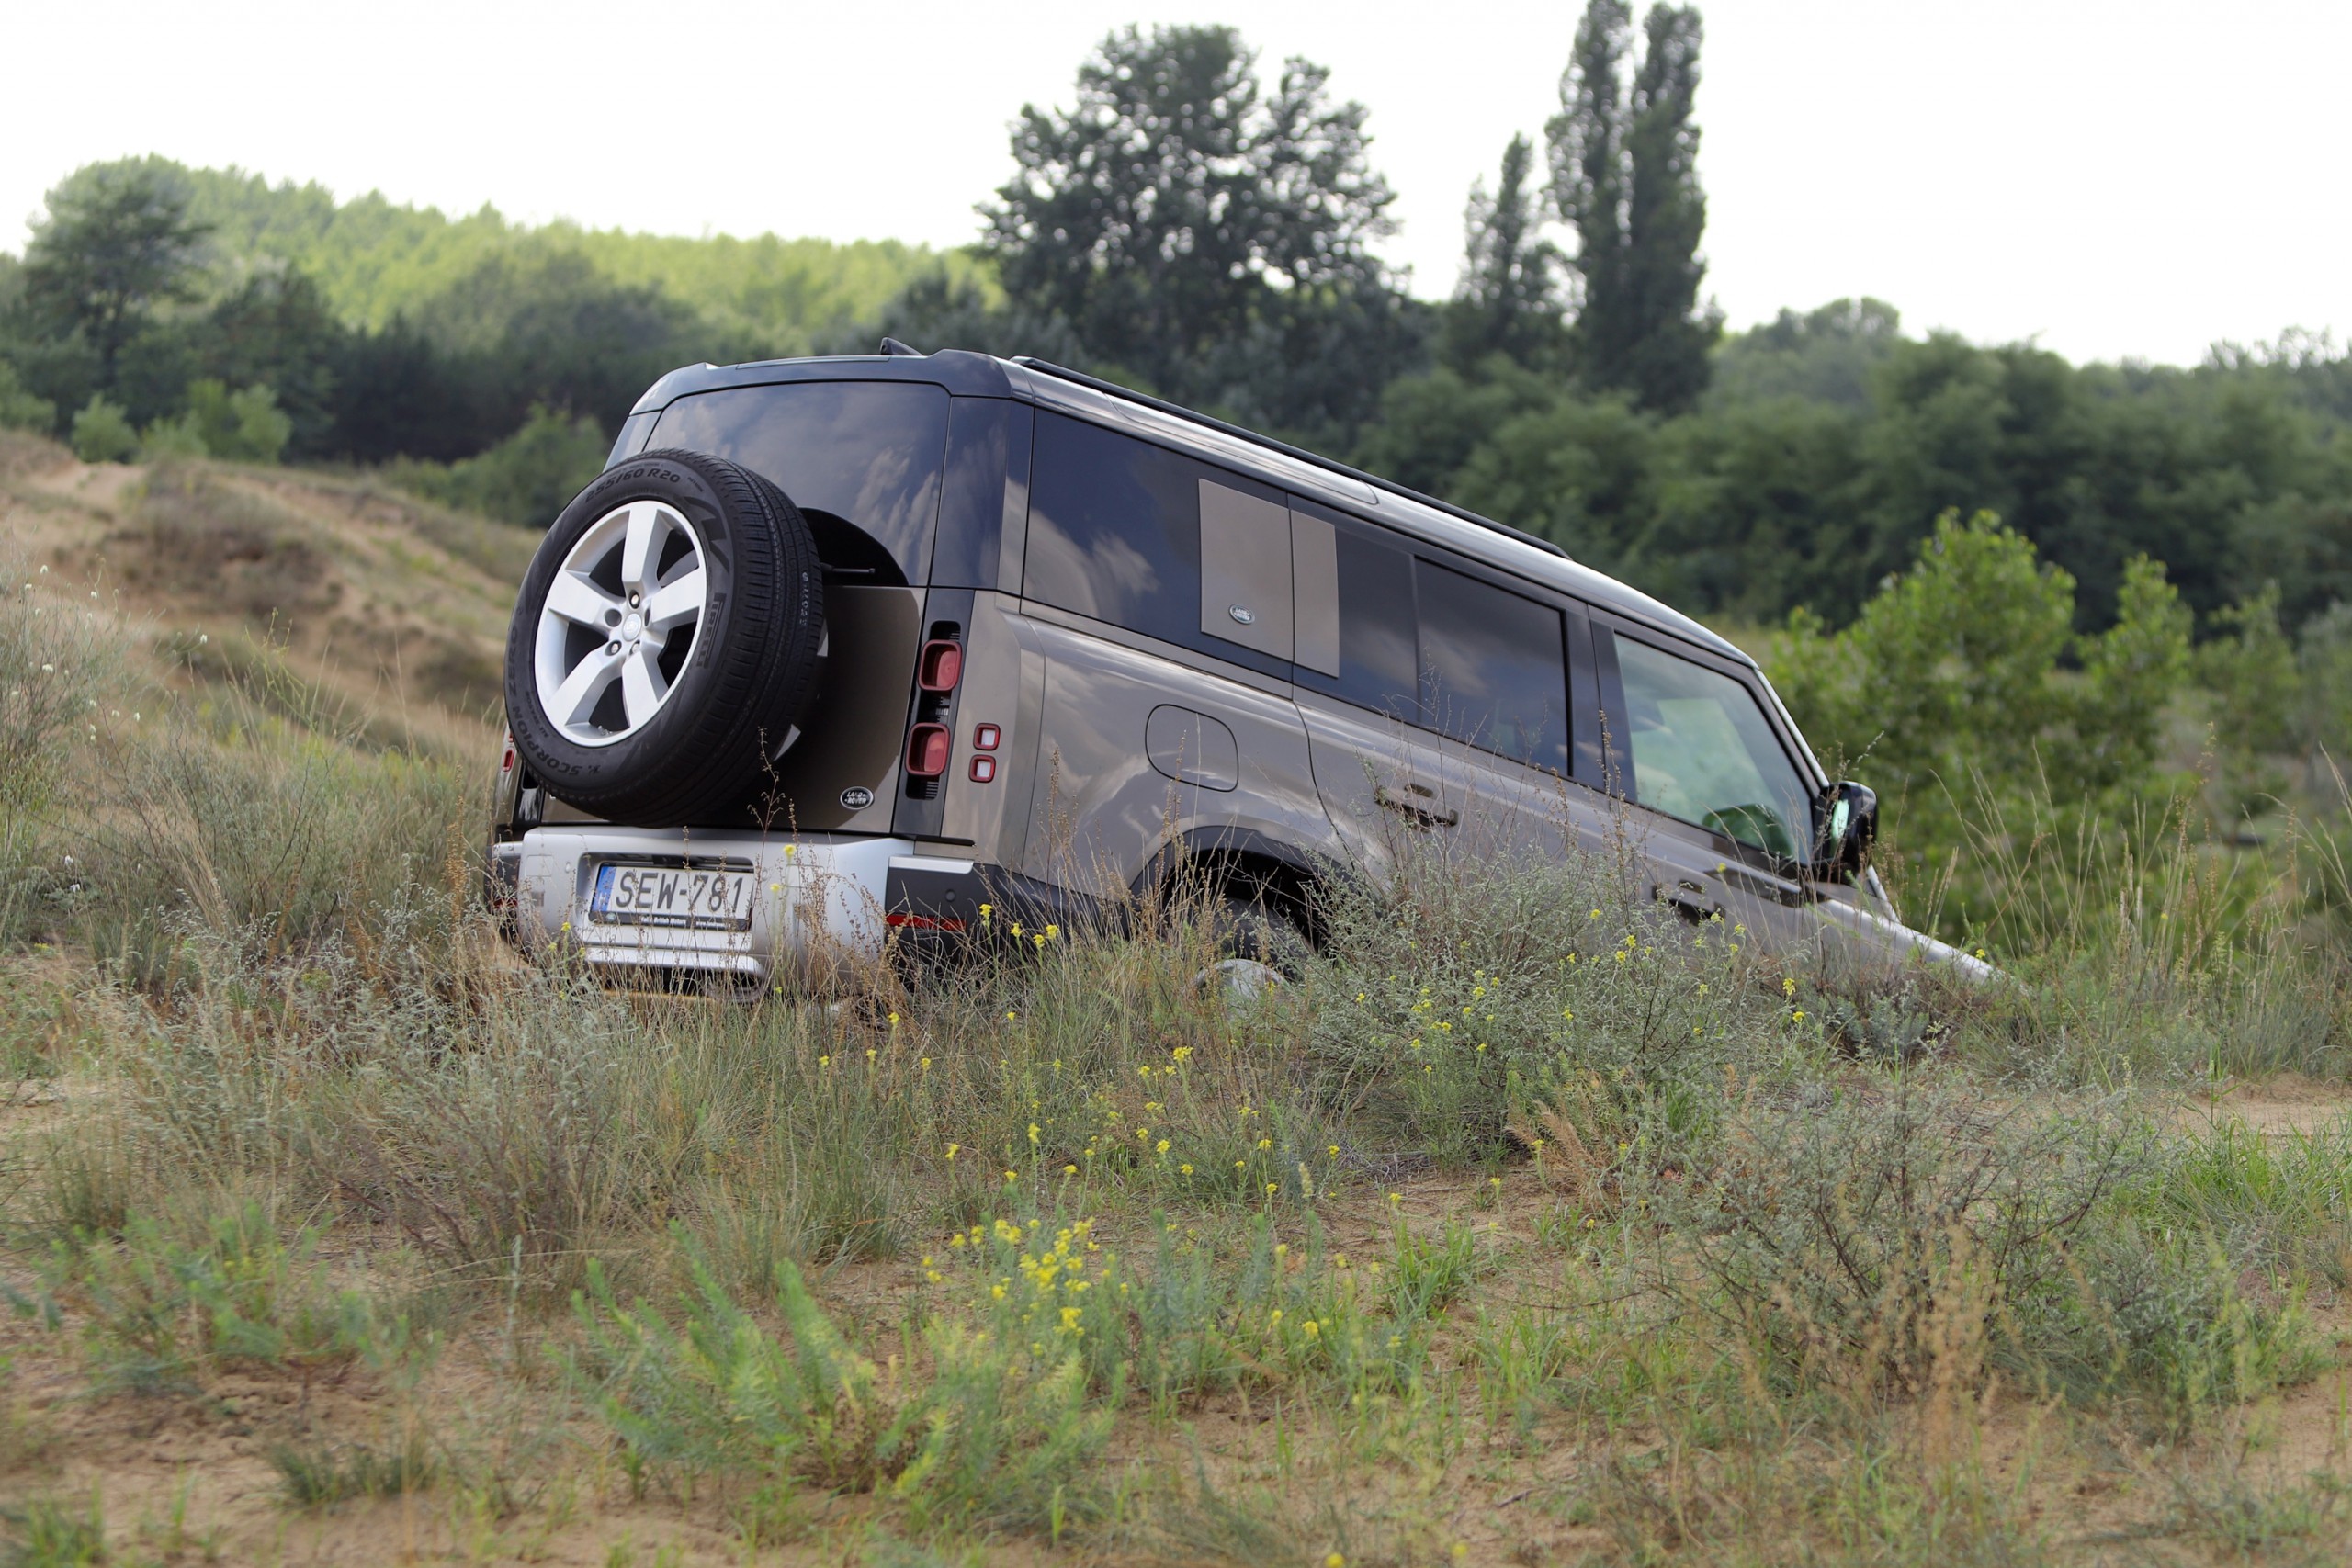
1547, 1, 1719, 412
1444, 134, 1567, 372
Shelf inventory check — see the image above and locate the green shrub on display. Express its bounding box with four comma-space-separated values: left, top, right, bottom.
271, 1434, 437, 1506
0, 559, 121, 942
0, 360, 55, 435
186, 379, 291, 463
1768, 510, 2193, 932
67, 395, 136, 464
137, 411, 207, 459
572, 1241, 1113, 1532
2195, 585, 2301, 818
0, 1490, 106, 1567
37, 1200, 361, 1395
388, 404, 606, 526
1646, 1076, 2151, 1389
1302, 830, 1802, 1168
2069, 1218, 2321, 1427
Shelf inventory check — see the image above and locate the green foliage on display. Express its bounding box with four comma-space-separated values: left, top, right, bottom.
1649, 1077, 2141, 1380
983, 24, 1419, 441
1647, 1077, 2316, 1420
17, 160, 211, 388
0, 1491, 106, 1568
1768, 512, 2192, 905
66, 395, 136, 463
175, 160, 970, 344
2193, 586, 2301, 815
2296, 601, 2352, 766
137, 410, 207, 459
820, 271, 1080, 366
1448, 387, 1658, 570
271, 1434, 437, 1506
1444, 134, 1566, 374
1370, 327, 2352, 636
1546, 2, 1720, 412
572, 1243, 1113, 1531
387, 403, 605, 525
183, 378, 291, 462
1304, 832, 1799, 1167
11, 156, 977, 467
38, 1200, 363, 1394
0, 360, 55, 434
1708, 297, 1904, 410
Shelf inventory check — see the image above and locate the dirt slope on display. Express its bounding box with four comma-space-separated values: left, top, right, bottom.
1, 430, 528, 761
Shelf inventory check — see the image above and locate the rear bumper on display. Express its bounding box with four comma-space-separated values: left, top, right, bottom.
505, 828, 980, 987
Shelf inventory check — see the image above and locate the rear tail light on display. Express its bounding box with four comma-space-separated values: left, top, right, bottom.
917, 639, 964, 693
906, 723, 951, 778
903, 622, 965, 801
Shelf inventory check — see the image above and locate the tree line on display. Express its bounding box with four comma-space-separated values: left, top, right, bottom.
4, 4, 2350, 649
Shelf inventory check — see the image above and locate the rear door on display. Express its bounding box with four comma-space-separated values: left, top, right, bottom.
1287, 504, 1457, 873
1291, 505, 1614, 878
1013, 413, 1326, 899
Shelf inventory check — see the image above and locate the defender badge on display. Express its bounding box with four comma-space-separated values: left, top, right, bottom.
840, 785, 875, 809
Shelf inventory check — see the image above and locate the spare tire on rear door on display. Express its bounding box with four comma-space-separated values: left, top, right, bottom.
503, 448, 824, 826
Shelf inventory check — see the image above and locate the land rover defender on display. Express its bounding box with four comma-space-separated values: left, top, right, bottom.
488, 346, 1983, 987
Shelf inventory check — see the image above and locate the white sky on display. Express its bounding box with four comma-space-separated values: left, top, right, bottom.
3, 0, 2344, 367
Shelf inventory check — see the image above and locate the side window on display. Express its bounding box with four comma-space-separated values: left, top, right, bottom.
1416, 560, 1569, 776
1319, 525, 1419, 717
1023, 412, 1290, 662
1614, 636, 1813, 860
1023, 412, 1201, 648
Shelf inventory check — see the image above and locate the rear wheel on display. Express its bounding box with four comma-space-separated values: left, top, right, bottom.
1217, 887, 1312, 975
503, 449, 824, 825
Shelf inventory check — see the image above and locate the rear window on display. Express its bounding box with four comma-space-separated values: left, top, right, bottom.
650, 381, 950, 585
1023, 412, 1205, 649
1417, 561, 1569, 775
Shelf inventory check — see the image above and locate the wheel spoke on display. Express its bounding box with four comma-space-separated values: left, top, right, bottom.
620, 503, 662, 595
551, 649, 619, 726
643, 569, 705, 629
620, 645, 666, 728
545, 571, 624, 629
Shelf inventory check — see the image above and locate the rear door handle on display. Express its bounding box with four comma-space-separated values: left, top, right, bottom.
1376, 785, 1459, 831
1654, 878, 1723, 924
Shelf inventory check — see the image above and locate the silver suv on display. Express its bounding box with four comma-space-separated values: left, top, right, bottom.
488, 347, 1980, 987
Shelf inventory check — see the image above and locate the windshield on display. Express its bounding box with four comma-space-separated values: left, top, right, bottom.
650, 381, 951, 585
1616, 637, 1813, 862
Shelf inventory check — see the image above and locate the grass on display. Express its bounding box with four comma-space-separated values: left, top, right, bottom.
0, 534, 2350, 1561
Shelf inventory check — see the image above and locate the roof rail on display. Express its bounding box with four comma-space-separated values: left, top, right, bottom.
1010, 357, 1569, 561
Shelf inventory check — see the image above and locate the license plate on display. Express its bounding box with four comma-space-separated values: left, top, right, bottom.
590, 863, 758, 931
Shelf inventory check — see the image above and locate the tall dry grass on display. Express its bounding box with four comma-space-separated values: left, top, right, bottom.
2, 551, 2349, 1559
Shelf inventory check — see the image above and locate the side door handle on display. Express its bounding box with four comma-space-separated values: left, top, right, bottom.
1654, 878, 1723, 925
1375, 784, 1459, 831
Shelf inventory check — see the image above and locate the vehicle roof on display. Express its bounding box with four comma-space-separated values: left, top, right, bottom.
628, 351, 1749, 667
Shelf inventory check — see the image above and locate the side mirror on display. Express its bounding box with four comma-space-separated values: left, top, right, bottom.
1818, 781, 1878, 876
